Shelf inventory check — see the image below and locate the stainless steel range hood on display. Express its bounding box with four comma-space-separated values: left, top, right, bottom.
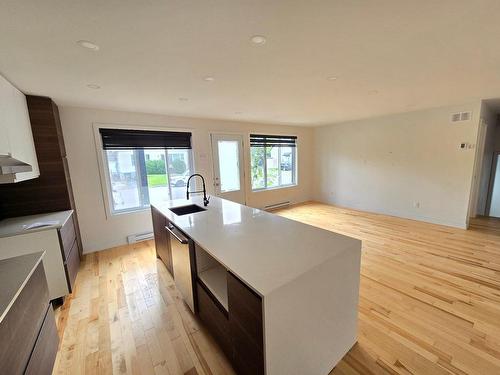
0, 153, 33, 176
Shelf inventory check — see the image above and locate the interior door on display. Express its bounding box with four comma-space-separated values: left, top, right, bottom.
488, 152, 500, 218
211, 134, 246, 204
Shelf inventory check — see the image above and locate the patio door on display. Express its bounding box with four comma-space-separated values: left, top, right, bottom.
211, 134, 246, 204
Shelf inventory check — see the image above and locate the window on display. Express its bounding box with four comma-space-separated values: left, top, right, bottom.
250, 134, 297, 190
100, 128, 193, 214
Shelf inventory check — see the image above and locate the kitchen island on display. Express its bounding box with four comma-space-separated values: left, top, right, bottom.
151, 196, 361, 375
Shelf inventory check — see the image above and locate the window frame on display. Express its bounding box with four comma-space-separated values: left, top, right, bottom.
93, 123, 196, 218
249, 136, 298, 192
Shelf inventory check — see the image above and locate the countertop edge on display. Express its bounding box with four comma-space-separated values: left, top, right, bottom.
0, 251, 45, 323
0, 210, 73, 238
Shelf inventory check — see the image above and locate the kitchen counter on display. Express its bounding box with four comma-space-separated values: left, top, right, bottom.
152, 197, 360, 296
0, 251, 44, 323
0, 210, 73, 238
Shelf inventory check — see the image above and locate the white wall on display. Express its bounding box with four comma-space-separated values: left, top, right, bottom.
313, 103, 481, 228
59, 106, 313, 253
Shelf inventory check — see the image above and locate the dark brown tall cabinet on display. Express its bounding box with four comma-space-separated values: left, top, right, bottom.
0, 95, 83, 256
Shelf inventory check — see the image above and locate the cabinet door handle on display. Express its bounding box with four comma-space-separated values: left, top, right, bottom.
165, 225, 189, 244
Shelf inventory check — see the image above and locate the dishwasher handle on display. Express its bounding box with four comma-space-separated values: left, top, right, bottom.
166, 224, 189, 244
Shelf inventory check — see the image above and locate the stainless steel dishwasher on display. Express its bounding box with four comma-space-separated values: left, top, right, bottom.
166, 223, 195, 312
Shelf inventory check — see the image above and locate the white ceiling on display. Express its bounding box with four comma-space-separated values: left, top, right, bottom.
2, 0, 500, 126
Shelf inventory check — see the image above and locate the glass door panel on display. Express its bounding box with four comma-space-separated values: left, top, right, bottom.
211, 134, 246, 204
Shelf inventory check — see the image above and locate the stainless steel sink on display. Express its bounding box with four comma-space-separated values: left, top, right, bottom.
169, 204, 207, 216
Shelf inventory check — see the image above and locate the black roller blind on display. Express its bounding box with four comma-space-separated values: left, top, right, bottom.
99, 128, 192, 150
250, 134, 297, 147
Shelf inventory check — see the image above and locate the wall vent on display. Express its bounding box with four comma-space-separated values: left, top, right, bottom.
127, 231, 154, 244
264, 201, 291, 211
451, 111, 472, 123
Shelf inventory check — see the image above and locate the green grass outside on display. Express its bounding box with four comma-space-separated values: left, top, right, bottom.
147, 174, 167, 187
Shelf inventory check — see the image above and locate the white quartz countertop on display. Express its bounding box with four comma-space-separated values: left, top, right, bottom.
152, 197, 361, 296
0, 210, 73, 238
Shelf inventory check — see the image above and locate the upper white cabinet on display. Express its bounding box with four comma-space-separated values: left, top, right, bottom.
0, 74, 39, 183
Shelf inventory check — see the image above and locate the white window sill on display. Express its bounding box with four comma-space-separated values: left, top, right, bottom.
252, 184, 298, 193
109, 206, 151, 217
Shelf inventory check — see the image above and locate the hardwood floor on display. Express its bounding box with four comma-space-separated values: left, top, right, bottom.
52, 202, 500, 375
52, 242, 235, 375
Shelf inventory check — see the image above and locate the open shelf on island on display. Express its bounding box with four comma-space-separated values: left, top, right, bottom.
198, 264, 228, 310
195, 243, 228, 311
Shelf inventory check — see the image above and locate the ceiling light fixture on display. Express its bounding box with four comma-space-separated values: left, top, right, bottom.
204, 76, 215, 82
77, 40, 100, 51
327, 76, 338, 81
234, 111, 243, 115
178, 97, 189, 101
250, 35, 267, 45
86, 84, 100, 89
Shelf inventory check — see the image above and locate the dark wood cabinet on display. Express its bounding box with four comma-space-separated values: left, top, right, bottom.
59, 213, 76, 259
55, 211, 80, 294
0, 264, 49, 374
228, 272, 264, 375
65, 238, 80, 292
0, 95, 83, 257
196, 281, 232, 358
24, 308, 59, 375
151, 206, 173, 275
0, 260, 58, 375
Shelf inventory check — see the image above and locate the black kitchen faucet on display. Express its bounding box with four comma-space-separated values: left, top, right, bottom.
186, 174, 210, 206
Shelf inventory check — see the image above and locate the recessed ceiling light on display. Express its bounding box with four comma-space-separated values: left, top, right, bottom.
204, 76, 215, 82
77, 40, 100, 51
250, 35, 267, 45
178, 97, 189, 101
368, 90, 379, 95
86, 84, 100, 89
327, 76, 338, 81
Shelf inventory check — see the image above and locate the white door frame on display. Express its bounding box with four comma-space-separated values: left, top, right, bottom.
210, 133, 246, 204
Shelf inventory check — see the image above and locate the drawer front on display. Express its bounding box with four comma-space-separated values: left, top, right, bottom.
0, 263, 49, 375
24, 307, 59, 375
230, 319, 264, 375
196, 281, 231, 358
227, 272, 263, 348
65, 239, 80, 293
151, 207, 173, 275
58, 214, 76, 260
227, 272, 264, 375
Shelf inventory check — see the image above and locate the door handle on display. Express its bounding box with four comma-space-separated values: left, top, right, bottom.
165, 225, 189, 244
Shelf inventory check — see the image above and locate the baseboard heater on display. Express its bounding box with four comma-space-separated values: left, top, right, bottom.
127, 231, 154, 244
264, 201, 291, 211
